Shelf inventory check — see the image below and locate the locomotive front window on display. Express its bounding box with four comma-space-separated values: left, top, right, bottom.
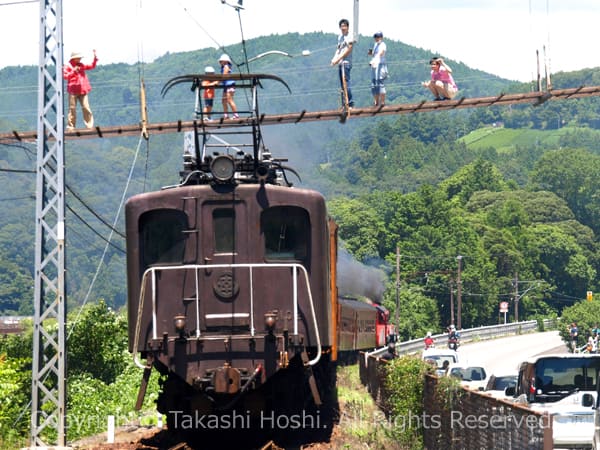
262, 206, 309, 261
139, 209, 188, 267
214, 209, 235, 253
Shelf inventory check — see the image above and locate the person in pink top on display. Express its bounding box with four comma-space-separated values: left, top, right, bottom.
63, 50, 98, 129
422, 57, 458, 101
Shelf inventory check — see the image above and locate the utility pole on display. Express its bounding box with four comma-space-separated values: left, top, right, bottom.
395, 247, 400, 334
514, 272, 519, 322
31, 0, 66, 446
353, 0, 359, 42
449, 278, 454, 326
456, 255, 462, 329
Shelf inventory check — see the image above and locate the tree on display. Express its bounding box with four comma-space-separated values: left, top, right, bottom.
328, 197, 386, 261
530, 148, 600, 233
520, 224, 596, 303
67, 301, 128, 383
559, 300, 600, 351
440, 159, 507, 205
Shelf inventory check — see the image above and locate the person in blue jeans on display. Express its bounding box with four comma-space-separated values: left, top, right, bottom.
330, 18, 354, 108
369, 31, 387, 106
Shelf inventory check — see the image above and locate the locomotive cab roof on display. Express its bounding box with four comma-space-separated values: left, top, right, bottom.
161, 72, 299, 189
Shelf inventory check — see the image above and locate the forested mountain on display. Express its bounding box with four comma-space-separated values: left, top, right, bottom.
1, 33, 600, 337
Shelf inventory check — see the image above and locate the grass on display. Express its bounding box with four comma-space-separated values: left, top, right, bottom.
334, 364, 405, 449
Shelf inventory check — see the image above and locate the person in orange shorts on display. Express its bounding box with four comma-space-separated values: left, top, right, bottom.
201, 66, 219, 121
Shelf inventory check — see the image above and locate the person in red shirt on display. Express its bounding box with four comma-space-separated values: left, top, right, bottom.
63, 50, 98, 129
424, 331, 435, 349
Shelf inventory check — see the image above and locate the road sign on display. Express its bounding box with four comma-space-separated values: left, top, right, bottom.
499, 301, 509, 313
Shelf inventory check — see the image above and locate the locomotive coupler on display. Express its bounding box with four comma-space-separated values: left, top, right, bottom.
213, 363, 241, 394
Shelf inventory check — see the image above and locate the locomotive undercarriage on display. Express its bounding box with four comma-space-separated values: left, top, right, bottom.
147, 331, 314, 400
141, 334, 336, 446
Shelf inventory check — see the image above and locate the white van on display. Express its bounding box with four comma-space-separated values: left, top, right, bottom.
507, 354, 600, 449
422, 348, 459, 376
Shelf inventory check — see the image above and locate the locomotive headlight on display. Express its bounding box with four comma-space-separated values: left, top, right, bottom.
264, 312, 277, 330
174, 315, 186, 332
210, 155, 235, 182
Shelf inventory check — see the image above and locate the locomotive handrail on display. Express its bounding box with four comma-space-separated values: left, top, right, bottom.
133, 262, 322, 369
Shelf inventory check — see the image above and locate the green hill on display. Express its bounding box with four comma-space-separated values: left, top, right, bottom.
461, 126, 600, 153
1, 33, 600, 315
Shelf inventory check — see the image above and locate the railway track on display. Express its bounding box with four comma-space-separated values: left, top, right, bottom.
72, 424, 334, 449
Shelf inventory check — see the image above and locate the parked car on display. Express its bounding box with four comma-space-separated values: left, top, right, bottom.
446, 363, 489, 391
507, 354, 599, 449
484, 372, 518, 399
422, 348, 459, 376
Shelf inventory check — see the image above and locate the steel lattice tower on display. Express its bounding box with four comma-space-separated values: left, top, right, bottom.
30, 0, 66, 446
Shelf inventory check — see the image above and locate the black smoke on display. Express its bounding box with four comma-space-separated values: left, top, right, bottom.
337, 247, 387, 302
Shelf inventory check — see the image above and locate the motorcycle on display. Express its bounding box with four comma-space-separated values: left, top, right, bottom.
448, 333, 460, 350
424, 336, 435, 350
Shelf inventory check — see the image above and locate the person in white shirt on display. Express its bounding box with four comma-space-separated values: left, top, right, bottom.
331, 18, 354, 108
369, 31, 387, 106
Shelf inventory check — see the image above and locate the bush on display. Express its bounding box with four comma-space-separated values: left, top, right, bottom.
67, 300, 128, 383
382, 355, 432, 449
67, 357, 160, 441
537, 317, 545, 332
0, 355, 31, 448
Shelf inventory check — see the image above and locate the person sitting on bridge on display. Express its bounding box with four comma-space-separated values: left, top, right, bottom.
421, 56, 458, 101
380, 342, 397, 361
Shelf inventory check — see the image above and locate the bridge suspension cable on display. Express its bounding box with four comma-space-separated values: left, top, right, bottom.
2, 84, 600, 143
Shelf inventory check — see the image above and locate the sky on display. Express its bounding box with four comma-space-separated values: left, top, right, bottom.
0, 0, 599, 82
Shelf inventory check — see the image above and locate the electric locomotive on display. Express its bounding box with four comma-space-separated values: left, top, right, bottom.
126, 73, 340, 441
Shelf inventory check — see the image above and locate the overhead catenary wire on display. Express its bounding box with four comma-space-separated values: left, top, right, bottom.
0, 0, 38, 5
66, 184, 126, 239
67, 204, 125, 254
68, 131, 146, 337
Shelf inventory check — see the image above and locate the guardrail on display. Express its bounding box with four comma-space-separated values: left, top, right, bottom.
366, 318, 556, 359
359, 319, 557, 450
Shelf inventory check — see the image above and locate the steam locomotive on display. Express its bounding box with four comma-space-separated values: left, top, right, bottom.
125, 73, 392, 444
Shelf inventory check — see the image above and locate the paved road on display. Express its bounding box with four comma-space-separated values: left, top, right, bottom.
457, 330, 567, 375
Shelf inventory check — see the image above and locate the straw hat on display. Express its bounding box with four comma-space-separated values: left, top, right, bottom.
70, 51, 83, 60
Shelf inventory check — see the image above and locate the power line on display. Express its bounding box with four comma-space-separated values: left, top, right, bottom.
66, 204, 125, 254
0, 167, 34, 173
66, 184, 126, 239
0, 195, 33, 202
0, 163, 127, 239
0, 0, 38, 5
